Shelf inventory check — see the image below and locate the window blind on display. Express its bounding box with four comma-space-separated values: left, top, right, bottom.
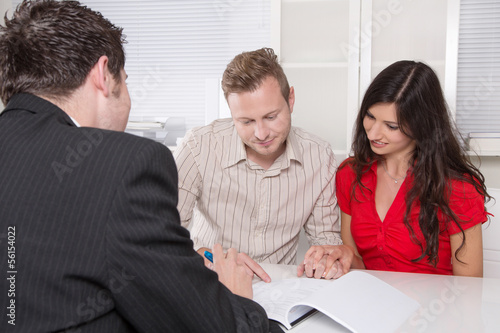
11, 0, 271, 142
456, 0, 500, 136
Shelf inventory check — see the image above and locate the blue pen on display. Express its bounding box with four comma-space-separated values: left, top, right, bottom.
203, 250, 213, 263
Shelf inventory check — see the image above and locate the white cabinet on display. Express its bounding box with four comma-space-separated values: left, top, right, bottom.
273, 0, 449, 157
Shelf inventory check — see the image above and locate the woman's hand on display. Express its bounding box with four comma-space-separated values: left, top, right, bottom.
297, 245, 355, 279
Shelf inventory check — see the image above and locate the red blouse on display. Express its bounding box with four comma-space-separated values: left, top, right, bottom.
336, 159, 488, 275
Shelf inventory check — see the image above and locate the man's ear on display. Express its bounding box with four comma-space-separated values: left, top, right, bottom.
288, 86, 295, 114
90, 56, 111, 97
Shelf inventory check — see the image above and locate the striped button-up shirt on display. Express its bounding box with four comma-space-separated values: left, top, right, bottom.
174, 118, 341, 264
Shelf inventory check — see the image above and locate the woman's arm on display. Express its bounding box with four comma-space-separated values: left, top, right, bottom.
451, 224, 483, 277
340, 211, 366, 269
296, 212, 367, 279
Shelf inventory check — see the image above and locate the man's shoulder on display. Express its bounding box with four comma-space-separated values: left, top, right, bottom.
182, 118, 234, 149
290, 126, 333, 150
70, 127, 172, 165
189, 118, 234, 137
99, 128, 169, 155
69, 129, 175, 186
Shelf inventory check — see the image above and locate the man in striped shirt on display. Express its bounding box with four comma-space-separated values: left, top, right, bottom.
174, 48, 348, 280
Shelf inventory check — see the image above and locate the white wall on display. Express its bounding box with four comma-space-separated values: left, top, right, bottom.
278, 0, 500, 190
0, 0, 10, 19
278, 0, 353, 155
472, 157, 500, 190
1, 0, 498, 189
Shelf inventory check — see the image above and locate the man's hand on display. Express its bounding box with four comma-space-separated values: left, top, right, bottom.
197, 247, 214, 268
198, 245, 271, 283
297, 245, 355, 279
236, 251, 271, 283
211, 244, 256, 299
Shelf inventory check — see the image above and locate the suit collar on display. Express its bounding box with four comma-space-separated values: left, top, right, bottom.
1, 93, 77, 127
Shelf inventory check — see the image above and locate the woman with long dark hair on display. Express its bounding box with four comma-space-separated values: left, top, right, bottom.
332, 60, 492, 276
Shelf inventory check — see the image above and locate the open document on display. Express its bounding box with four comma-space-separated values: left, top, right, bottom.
253, 271, 420, 332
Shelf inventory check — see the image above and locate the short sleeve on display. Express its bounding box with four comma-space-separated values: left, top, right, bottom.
335, 158, 356, 215
447, 179, 488, 235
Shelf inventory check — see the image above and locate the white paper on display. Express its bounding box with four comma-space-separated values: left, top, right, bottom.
253, 271, 420, 332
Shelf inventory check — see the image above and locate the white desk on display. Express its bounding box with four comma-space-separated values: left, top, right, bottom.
255, 264, 500, 333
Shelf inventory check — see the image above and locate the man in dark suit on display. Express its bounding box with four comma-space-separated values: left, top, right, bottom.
0, 1, 271, 332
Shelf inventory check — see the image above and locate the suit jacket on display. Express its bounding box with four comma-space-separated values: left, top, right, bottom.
0, 94, 269, 332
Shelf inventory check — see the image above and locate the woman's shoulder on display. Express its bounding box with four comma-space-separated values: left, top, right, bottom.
337, 158, 356, 179
445, 176, 486, 217
338, 157, 355, 170
446, 177, 488, 230
336, 158, 355, 185
337, 157, 376, 175
448, 177, 484, 200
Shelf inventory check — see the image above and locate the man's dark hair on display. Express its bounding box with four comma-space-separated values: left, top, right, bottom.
0, 0, 126, 105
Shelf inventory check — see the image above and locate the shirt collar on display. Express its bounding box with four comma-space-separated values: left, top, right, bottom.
222, 125, 303, 169
222, 125, 247, 168
68, 115, 81, 127
285, 128, 303, 166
